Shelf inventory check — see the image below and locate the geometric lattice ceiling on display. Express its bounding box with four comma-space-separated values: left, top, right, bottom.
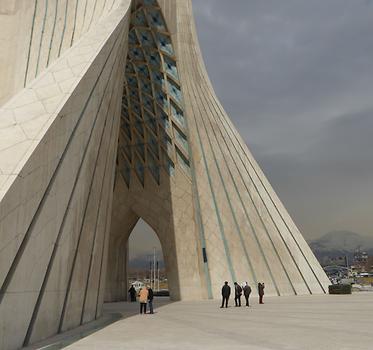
119, 0, 191, 187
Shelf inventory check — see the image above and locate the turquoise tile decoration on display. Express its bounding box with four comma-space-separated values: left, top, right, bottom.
129, 86, 138, 98
135, 158, 145, 185
122, 103, 128, 116
148, 119, 157, 134
120, 167, 131, 187
128, 76, 138, 88
164, 156, 175, 177
129, 47, 145, 61
137, 28, 155, 47
123, 121, 131, 140
136, 64, 151, 78
132, 9, 147, 27
168, 79, 182, 103
145, 48, 162, 68
163, 133, 174, 156
123, 144, 132, 162
131, 100, 141, 117
144, 112, 157, 133
176, 148, 191, 176
144, 0, 158, 7
173, 125, 189, 153
140, 79, 152, 95
121, 0, 191, 187
142, 93, 155, 114
147, 151, 160, 184
151, 70, 166, 88
122, 94, 128, 109
156, 90, 168, 110
128, 29, 138, 45
148, 134, 159, 158
126, 62, 135, 75
156, 32, 174, 56
163, 56, 179, 80
170, 101, 185, 128
122, 97, 128, 109
135, 120, 144, 137
159, 110, 171, 131
146, 7, 166, 31
136, 144, 146, 161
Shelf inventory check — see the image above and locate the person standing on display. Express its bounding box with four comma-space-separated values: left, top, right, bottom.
128, 285, 137, 302
138, 287, 149, 314
234, 282, 242, 307
148, 286, 154, 314
258, 282, 265, 304
243, 282, 252, 307
220, 281, 231, 308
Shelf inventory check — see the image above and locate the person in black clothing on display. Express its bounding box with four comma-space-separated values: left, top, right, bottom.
128, 285, 136, 302
258, 282, 265, 304
220, 281, 231, 308
148, 286, 154, 314
243, 282, 252, 307
234, 282, 242, 307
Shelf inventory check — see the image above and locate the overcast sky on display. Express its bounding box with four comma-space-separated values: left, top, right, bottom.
130, 0, 373, 260
192, 0, 373, 240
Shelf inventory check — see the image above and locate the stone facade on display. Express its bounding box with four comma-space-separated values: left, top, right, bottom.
0, 1, 330, 349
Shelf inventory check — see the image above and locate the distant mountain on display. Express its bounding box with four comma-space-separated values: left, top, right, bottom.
309, 230, 373, 265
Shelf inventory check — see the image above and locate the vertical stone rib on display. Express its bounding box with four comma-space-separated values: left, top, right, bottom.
173, 0, 329, 295
57, 30, 124, 333
24, 0, 38, 86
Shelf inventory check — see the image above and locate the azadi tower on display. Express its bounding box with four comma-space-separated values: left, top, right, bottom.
0, 0, 330, 348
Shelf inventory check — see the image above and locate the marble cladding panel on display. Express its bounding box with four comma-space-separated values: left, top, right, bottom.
0, 0, 128, 106
0, 3, 130, 349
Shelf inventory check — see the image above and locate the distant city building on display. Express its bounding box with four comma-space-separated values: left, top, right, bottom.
353, 248, 369, 265
130, 280, 145, 292
351, 256, 373, 275
321, 256, 348, 267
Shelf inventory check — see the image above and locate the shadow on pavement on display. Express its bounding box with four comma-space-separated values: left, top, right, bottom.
24, 297, 172, 350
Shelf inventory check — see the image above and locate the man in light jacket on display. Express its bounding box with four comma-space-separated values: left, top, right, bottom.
138, 287, 149, 314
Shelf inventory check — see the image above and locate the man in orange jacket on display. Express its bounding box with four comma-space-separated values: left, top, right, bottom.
138, 287, 149, 314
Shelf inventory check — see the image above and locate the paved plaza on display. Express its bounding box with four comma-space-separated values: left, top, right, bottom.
50, 293, 372, 350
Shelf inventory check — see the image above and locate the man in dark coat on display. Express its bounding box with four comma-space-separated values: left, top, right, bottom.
234, 282, 242, 307
243, 282, 252, 307
147, 286, 154, 314
220, 281, 231, 308
258, 282, 265, 304
128, 285, 137, 302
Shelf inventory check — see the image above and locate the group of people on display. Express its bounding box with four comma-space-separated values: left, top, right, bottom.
221, 281, 265, 308
128, 285, 154, 314
128, 281, 266, 313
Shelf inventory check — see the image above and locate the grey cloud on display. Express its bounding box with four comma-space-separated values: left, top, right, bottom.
193, 0, 373, 239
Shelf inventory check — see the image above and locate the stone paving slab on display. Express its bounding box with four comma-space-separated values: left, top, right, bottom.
60, 293, 373, 350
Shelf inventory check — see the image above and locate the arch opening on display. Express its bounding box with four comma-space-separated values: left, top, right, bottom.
127, 219, 168, 295
105, 0, 193, 303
